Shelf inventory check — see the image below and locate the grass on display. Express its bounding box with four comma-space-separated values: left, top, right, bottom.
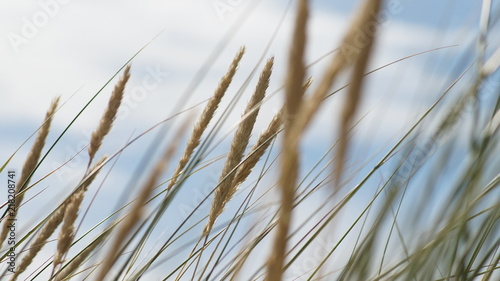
1, 0, 500, 280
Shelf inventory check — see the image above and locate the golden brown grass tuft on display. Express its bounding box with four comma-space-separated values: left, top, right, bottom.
54, 231, 108, 281
290, 0, 382, 142
266, 0, 308, 279
266, 0, 382, 279
204, 56, 274, 235
88, 65, 131, 168
335, 0, 382, 188
231, 78, 312, 190
10, 155, 106, 281
284, 1, 308, 118
53, 190, 84, 270
0, 96, 59, 246
10, 207, 65, 281
53, 156, 108, 273
232, 108, 283, 191
167, 47, 246, 192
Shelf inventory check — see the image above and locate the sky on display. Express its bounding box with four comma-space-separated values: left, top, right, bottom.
0, 0, 498, 279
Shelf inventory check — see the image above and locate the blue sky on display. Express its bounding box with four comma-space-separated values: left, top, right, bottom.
1, 0, 498, 279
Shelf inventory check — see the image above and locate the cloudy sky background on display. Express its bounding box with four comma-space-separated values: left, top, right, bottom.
1, 0, 498, 279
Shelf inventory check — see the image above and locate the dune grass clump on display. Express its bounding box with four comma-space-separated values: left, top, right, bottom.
1, 0, 500, 280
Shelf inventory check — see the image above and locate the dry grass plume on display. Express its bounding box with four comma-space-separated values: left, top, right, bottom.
167, 47, 246, 192
88, 65, 131, 168
266, 0, 308, 279
0, 96, 59, 245
204, 56, 274, 235
53, 156, 108, 273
